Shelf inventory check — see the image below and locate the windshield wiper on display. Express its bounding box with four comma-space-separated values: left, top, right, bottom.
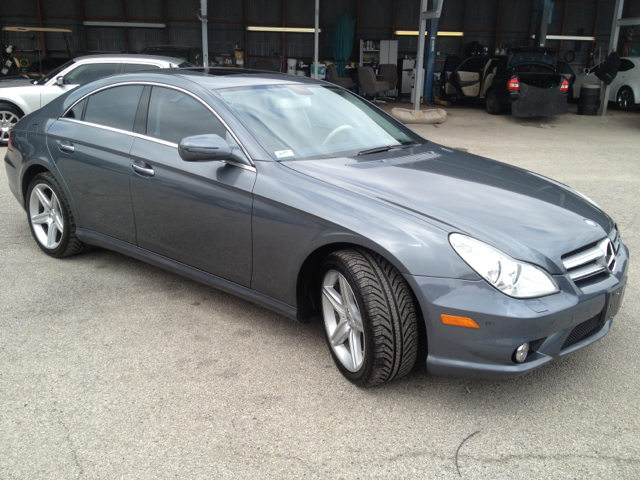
357, 143, 416, 156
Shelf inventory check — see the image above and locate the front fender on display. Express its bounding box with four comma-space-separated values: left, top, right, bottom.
250, 161, 477, 307
0, 93, 33, 116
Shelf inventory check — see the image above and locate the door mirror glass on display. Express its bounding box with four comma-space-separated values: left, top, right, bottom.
178, 134, 239, 162
56, 76, 64, 86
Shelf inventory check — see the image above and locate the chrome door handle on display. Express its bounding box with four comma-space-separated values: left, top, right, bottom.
57, 140, 74, 154
132, 161, 155, 177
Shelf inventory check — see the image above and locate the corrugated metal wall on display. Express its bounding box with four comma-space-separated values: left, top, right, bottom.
1, 0, 637, 72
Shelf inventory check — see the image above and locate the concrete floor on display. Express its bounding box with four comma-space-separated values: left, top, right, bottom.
1, 104, 639, 479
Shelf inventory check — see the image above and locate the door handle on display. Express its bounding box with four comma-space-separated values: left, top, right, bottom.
132, 161, 155, 177
57, 140, 74, 154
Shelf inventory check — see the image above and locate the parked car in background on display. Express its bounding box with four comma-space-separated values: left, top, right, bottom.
0, 54, 191, 144
440, 48, 574, 117
4, 68, 628, 387
141, 45, 203, 66
571, 57, 640, 110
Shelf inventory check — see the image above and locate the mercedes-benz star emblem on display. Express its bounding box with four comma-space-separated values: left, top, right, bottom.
595, 238, 616, 272
584, 219, 598, 227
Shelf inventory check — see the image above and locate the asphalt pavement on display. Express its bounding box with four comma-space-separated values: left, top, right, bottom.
1, 104, 639, 479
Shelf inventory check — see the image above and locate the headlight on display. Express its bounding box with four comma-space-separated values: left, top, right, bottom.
449, 233, 559, 298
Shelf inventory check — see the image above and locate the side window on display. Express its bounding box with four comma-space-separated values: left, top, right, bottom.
146, 87, 227, 145
64, 98, 86, 120
84, 85, 144, 131
63, 63, 119, 85
618, 59, 635, 72
123, 63, 161, 73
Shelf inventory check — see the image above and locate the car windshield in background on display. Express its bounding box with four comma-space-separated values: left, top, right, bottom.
34, 59, 75, 85
218, 84, 417, 160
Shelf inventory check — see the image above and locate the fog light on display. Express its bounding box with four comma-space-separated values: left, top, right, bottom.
514, 342, 529, 363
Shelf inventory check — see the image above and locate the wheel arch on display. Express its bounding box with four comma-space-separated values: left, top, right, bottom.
294, 240, 425, 328
0, 98, 27, 117
21, 163, 51, 207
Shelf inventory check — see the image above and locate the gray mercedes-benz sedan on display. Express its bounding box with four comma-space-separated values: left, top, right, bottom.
4, 68, 629, 387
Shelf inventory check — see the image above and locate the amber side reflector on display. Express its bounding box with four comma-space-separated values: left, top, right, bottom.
441, 314, 480, 329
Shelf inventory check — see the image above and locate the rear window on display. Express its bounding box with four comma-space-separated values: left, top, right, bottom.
510, 49, 556, 69
84, 85, 144, 131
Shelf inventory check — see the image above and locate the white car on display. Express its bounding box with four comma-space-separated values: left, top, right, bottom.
0, 54, 190, 144
571, 57, 640, 110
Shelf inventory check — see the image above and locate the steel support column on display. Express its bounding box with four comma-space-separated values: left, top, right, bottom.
313, 0, 319, 79
413, 0, 443, 111
599, 0, 626, 116
200, 0, 209, 66
35, 0, 46, 57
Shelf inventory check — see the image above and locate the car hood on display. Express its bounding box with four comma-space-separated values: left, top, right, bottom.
281, 144, 614, 274
0, 78, 37, 87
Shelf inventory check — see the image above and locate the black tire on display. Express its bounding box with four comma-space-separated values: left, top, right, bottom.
320, 248, 419, 387
616, 86, 635, 111
485, 90, 502, 115
26, 172, 86, 258
0, 101, 23, 145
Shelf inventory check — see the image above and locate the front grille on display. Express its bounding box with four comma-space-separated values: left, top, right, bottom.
561, 226, 620, 283
562, 313, 603, 349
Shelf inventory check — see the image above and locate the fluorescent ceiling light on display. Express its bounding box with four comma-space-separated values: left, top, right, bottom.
247, 26, 321, 33
83, 21, 165, 28
395, 30, 463, 36
530, 34, 595, 41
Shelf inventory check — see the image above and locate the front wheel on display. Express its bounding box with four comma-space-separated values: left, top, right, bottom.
321, 249, 419, 387
27, 172, 86, 258
616, 87, 635, 111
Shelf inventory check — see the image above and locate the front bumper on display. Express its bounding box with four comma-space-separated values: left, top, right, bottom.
406, 243, 629, 379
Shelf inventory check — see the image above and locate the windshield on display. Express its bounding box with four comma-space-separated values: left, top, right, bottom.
218, 84, 417, 159
34, 59, 75, 85
509, 49, 556, 68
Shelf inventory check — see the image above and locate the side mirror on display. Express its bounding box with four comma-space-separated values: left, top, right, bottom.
56, 76, 64, 86
178, 134, 242, 162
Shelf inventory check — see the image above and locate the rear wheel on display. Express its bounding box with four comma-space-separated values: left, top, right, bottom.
0, 102, 22, 145
485, 90, 502, 115
27, 172, 86, 258
321, 249, 419, 387
616, 87, 635, 111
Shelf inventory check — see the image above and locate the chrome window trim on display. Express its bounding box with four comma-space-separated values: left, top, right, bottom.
60, 81, 255, 167
57, 118, 257, 173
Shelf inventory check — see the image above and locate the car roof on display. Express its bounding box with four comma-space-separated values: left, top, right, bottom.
73, 53, 185, 65
122, 67, 328, 89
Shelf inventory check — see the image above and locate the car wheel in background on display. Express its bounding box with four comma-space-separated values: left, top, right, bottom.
321, 249, 419, 387
616, 87, 635, 110
485, 90, 502, 115
27, 172, 86, 258
0, 102, 22, 145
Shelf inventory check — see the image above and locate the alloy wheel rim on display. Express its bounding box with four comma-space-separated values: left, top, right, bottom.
619, 91, 631, 109
0, 110, 19, 142
321, 269, 365, 372
29, 184, 64, 250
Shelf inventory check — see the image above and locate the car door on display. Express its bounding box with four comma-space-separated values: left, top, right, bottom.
46, 84, 143, 244
129, 85, 256, 287
40, 62, 119, 108
452, 57, 487, 98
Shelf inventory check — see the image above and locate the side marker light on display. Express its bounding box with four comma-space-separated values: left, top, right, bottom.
441, 314, 480, 329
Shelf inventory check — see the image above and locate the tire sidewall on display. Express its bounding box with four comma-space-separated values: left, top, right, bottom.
486, 90, 500, 114
321, 254, 375, 384
26, 173, 73, 257
617, 87, 633, 110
